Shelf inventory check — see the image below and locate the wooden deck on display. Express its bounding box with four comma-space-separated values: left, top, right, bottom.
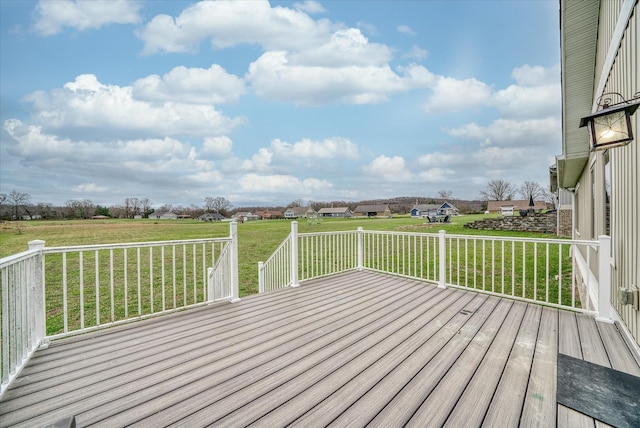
1, 270, 639, 427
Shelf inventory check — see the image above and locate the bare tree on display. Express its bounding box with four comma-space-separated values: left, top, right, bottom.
479, 179, 516, 201
140, 198, 152, 218
437, 190, 453, 201
65, 199, 94, 219
205, 196, 233, 214
517, 181, 545, 200
8, 190, 31, 220
0, 193, 7, 205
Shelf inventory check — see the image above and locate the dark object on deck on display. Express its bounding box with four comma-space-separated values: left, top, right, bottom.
443, 215, 451, 223
557, 352, 640, 428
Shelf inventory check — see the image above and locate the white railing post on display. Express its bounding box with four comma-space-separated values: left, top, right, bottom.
290, 221, 299, 288
596, 235, 612, 322
357, 227, 364, 271
258, 262, 265, 293
27, 240, 46, 347
229, 222, 240, 302
438, 230, 447, 289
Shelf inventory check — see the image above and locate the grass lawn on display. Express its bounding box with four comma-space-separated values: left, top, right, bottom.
1, 214, 557, 298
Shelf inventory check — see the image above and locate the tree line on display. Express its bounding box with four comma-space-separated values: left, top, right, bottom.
0, 192, 234, 221
1, 179, 553, 221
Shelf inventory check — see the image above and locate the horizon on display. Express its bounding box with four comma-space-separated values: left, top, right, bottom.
1, 1, 561, 208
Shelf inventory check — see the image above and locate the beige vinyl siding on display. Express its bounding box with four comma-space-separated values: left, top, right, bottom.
583, 1, 639, 344
605, 3, 639, 345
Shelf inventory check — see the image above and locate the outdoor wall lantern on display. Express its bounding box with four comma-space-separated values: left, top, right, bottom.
579, 92, 640, 151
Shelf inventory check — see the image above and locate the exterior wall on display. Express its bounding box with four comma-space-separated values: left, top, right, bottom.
572, 1, 639, 345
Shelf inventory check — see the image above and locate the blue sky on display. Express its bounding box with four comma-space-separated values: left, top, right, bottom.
0, 0, 561, 208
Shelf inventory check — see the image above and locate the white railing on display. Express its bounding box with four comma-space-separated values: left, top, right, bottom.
0, 243, 45, 399
259, 222, 610, 316
0, 222, 239, 398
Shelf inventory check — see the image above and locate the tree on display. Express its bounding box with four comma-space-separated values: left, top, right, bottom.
437, 190, 453, 201
65, 199, 94, 219
517, 181, 545, 201
479, 179, 516, 201
8, 190, 31, 220
204, 196, 233, 214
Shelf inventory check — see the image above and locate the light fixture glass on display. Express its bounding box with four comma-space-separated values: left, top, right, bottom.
580, 102, 639, 151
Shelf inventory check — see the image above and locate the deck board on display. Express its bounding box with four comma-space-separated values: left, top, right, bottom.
1, 270, 639, 428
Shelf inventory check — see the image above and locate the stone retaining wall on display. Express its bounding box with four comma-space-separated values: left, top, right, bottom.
464, 213, 556, 234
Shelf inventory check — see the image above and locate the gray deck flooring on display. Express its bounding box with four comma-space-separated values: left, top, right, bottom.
1, 270, 639, 427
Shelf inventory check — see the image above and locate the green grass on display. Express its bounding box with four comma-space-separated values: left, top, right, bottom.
0, 214, 558, 297
2, 215, 569, 335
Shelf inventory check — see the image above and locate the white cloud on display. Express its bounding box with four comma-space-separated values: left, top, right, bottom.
416, 168, 456, 183
417, 152, 459, 167
490, 81, 560, 120
137, 0, 333, 54
403, 45, 429, 60
238, 173, 332, 194
293, 1, 326, 14
423, 76, 492, 113
202, 136, 233, 158
511, 64, 560, 87
72, 183, 107, 193
397, 25, 416, 35
247, 51, 432, 105
239, 148, 273, 172
270, 137, 359, 160
33, 0, 140, 35
446, 117, 561, 148
289, 28, 393, 67
361, 155, 412, 181
24, 74, 245, 138
132, 65, 246, 105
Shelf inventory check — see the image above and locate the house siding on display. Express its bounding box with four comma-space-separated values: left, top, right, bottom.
566, 0, 639, 345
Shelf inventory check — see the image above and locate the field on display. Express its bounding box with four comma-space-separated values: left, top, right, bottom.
1, 214, 555, 297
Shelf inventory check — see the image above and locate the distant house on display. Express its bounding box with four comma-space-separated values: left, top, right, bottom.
353, 204, 392, 218
487, 200, 547, 214
232, 211, 259, 222
317, 207, 353, 218
198, 213, 225, 222
284, 206, 316, 219
439, 202, 459, 216
410, 204, 440, 218
411, 202, 459, 218
262, 210, 284, 220
152, 211, 178, 220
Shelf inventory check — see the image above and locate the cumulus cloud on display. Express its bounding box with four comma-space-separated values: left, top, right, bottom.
72, 183, 107, 193
24, 74, 245, 139
132, 65, 246, 105
3, 119, 222, 196
201, 136, 233, 158
237, 173, 332, 194
361, 155, 412, 181
511, 64, 560, 87
270, 137, 359, 160
397, 25, 416, 35
446, 117, 561, 148
293, 1, 326, 14
403, 45, 429, 60
247, 51, 433, 105
33, 0, 140, 35
423, 76, 492, 113
137, 0, 333, 54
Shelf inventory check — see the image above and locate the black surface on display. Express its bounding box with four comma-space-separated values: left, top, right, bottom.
557, 352, 640, 428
